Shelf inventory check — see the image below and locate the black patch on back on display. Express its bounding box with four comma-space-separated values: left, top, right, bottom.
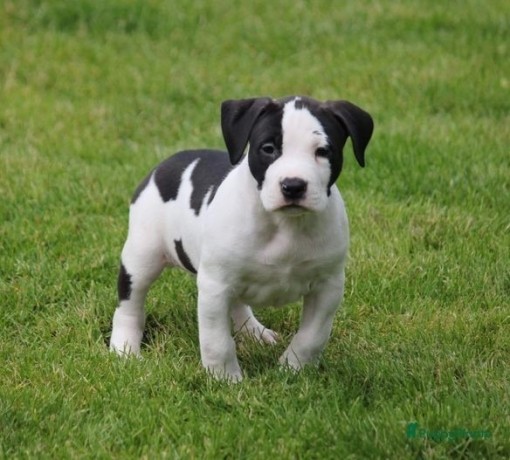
189, 151, 233, 215
118, 263, 132, 301
247, 102, 285, 189
174, 239, 197, 274
154, 151, 200, 202
151, 150, 232, 213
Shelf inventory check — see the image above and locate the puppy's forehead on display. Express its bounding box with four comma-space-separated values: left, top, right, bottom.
281, 99, 328, 151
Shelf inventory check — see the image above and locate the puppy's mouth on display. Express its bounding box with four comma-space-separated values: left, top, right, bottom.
278, 202, 310, 214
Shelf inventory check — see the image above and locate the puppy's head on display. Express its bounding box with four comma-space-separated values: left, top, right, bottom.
221, 96, 373, 213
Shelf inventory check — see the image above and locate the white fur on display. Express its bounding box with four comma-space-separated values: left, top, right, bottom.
110, 100, 349, 381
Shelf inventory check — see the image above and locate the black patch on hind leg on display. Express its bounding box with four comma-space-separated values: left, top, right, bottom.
118, 263, 132, 301
174, 239, 197, 274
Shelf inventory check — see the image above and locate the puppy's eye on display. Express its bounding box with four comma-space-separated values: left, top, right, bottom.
260, 143, 277, 156
315, 146, 331, 158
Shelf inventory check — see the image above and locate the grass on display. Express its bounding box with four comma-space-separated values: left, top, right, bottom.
1, 0, 509, 458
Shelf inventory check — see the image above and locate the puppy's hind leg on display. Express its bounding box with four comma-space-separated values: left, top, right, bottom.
110, 236, 166, 356
231, 304, 278, 345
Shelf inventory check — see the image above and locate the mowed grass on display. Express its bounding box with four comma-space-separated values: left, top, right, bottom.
1, 0, 509, 458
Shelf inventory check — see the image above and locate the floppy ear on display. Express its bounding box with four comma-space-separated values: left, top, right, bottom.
221, 97, 273, 164
325, 100, 374, 167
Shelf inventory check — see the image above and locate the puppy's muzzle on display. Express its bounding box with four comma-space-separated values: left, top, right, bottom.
280, 177, 308, 201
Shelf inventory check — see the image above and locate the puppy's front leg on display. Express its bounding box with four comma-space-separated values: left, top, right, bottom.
280, 272, 345, 370
197, 272, 242, 382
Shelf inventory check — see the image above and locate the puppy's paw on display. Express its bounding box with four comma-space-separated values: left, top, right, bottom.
201, 339, 243, 383
110, 311, 144, 356
110, 342, 142, 357
258, 327, 279, 345
235, 318, 279, 345
278, 351, 303, 372
205, 363, 243, 383
278, 346, 319, 372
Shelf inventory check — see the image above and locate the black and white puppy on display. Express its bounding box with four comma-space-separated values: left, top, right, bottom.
110, 96, 374, 381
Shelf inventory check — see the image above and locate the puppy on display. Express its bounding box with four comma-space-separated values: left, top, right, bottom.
110, 96, 374, 381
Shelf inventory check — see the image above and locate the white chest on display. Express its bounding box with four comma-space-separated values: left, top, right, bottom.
233, 230, 345, 307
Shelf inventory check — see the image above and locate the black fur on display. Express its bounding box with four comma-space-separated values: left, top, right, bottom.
141, 150, 232, 214
247, 102, 285, 189
303, 99, 348, 189
322, 100, 374, 168
117, 263, 132, 301
221, 98, 273, 165
189, 150, 233, 215
154, 151, 201, 202
174, 239, 197, 274
294, 98, 305, 109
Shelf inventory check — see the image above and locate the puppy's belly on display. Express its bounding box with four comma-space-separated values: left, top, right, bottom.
235, 270, 315, 307
239, 283, 309, 308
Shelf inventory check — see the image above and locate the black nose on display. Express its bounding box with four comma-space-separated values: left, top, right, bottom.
280, 177, 308, 200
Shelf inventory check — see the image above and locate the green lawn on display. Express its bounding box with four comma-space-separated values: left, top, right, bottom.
1, 0, 509, 458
